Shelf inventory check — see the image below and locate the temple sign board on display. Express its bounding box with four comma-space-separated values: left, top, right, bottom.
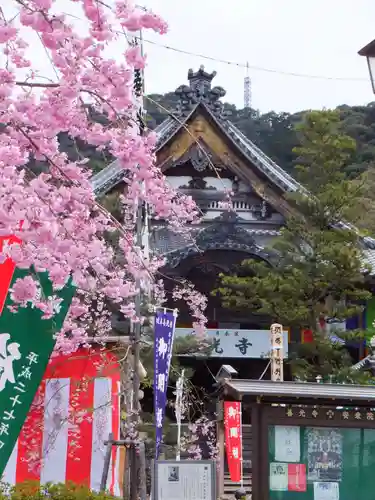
175, 328, 289, 358
153, 460, 216, 500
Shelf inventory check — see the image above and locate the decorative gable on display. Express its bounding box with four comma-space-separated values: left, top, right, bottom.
162, 140, 227, 177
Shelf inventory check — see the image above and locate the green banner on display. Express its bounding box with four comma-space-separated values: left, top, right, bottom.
0, 262, 75, 477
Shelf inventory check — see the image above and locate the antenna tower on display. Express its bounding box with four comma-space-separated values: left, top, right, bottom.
244, 62, 251, 109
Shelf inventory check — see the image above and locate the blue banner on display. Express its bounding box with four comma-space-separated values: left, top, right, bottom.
154, 309, 176, 458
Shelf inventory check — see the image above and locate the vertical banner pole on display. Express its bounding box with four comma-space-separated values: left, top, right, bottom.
175, 369, 185, 461
270, 323, 284, 382
100, 433, 114, 492
138, 441, 147, 500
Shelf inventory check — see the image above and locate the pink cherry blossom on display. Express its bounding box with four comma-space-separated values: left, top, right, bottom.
173, 282, 208, 334
125, 45, 147, 69
0, 24, 17, 43
10, 276, 40, 307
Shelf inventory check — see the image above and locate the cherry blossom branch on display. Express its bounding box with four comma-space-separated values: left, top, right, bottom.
15, 80, 58, 87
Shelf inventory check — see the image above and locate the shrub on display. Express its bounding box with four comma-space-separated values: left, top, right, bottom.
0, 481, 119, 500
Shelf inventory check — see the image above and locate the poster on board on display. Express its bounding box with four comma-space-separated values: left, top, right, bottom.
313, 482, 339, 500
269, 463, 288, 491
154, 460, 216, 500
307, 428, 342, 482
274, 426, 300, 462
288, 464, 307, 492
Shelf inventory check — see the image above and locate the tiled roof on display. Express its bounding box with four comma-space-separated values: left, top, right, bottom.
363, 248, 375, 274
224, 378, 375, 402
90, 118, 176, 197
223, 121, 301, 192
362, 236, 375, 273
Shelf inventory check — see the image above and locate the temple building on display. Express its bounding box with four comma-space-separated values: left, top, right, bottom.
92, 64, 375, 369
91, 66, 375, 492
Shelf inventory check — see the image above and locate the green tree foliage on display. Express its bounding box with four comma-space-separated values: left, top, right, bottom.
144, 92, 180, 128
353, 167, 375, 233
215, 110, 372, 383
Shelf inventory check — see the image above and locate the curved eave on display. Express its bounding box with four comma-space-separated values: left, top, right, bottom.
224, 121, 303, 193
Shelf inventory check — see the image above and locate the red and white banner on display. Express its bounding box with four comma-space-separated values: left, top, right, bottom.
224, 401, 242, 483
2, 347, 121, 495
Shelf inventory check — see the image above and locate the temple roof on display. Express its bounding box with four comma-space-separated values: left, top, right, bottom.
90, 67, 375, 274
91, 65, 301, 196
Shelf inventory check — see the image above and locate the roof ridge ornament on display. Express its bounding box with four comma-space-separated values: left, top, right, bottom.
174, 66, 230, 119
188, 65, 217, 91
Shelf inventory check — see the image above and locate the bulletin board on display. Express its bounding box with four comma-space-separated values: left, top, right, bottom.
268, 425, 375, 500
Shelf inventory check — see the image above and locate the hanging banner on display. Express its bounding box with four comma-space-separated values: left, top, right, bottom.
154, 309, 177, 458
3, 347, 121, 493
0, 235, 75, 477
0, 234, 19, 315
224, 401, 242, 483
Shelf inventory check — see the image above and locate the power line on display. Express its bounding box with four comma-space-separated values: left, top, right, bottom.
137, 36, 369, 83
59, 9, 369, 83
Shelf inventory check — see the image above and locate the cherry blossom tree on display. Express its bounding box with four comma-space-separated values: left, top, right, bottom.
0, 2, 213, 485
181, 416, 218, 462
0, 0, 207, 349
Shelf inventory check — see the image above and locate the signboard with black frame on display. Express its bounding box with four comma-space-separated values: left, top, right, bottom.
153, 459, 216, 500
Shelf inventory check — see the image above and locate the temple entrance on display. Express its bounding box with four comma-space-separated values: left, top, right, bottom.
165, 249, 270, 328
163, 249, 273, 482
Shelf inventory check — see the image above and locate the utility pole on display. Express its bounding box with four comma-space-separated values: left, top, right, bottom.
244, 62, 252, 109
130, 29, 146, 500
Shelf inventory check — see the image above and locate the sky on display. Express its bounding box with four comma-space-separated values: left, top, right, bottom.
140, 0, 375, 112
4, 0, 375, 113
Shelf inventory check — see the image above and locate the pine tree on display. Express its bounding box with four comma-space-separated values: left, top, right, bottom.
216, 110, 373, 383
